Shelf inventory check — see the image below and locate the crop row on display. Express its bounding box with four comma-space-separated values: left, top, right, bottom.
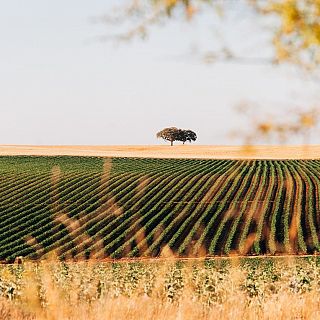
0, 157, 320, 260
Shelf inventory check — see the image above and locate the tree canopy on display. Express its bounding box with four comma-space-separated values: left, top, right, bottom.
178, 129, 197, 144
157, 127, 197, 145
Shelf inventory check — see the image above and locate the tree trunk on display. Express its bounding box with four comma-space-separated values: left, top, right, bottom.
170, 140, 173, 146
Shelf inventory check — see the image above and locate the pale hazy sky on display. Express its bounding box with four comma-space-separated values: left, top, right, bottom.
1, 0, 318, 145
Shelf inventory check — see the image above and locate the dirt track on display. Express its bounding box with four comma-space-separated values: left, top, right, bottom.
0, 145, 320, 159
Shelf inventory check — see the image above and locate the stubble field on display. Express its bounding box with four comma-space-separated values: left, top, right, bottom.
1, 144, 320, 159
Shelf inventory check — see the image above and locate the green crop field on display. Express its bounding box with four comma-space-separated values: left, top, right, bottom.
1, 156, 320, 262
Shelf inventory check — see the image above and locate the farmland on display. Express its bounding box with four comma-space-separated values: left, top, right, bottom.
1, 155, 320, 262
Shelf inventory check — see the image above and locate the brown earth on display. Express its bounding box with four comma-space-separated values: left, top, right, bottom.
0, 145, 320, 159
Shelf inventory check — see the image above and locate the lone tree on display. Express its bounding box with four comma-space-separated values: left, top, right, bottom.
156, 127, 197, 146
178, 129, 197, 144
156, 127, 179, 146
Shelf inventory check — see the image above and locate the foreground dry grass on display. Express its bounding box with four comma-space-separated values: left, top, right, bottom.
1, 257, 320, 320
4, 294, 320, 320
0, 145, 320, 159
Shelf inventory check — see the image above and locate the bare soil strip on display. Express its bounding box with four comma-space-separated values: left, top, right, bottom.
0, 145, 319, 159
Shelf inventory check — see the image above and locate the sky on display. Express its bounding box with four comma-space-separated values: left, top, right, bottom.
0, 0, 318, 145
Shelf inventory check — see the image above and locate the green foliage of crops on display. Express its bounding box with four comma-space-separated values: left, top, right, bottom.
1, 156, 320, 261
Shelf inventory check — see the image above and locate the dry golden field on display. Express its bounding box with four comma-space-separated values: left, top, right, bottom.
0, 144, 320, 159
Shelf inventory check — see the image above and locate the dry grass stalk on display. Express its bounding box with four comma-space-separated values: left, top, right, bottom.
0, 256, 319, 319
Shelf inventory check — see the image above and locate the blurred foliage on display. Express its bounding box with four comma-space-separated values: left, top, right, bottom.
102, 0, 320, 68
101, 0, 320, 144
255, 0, 320, 68
234, 104, 320, 144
